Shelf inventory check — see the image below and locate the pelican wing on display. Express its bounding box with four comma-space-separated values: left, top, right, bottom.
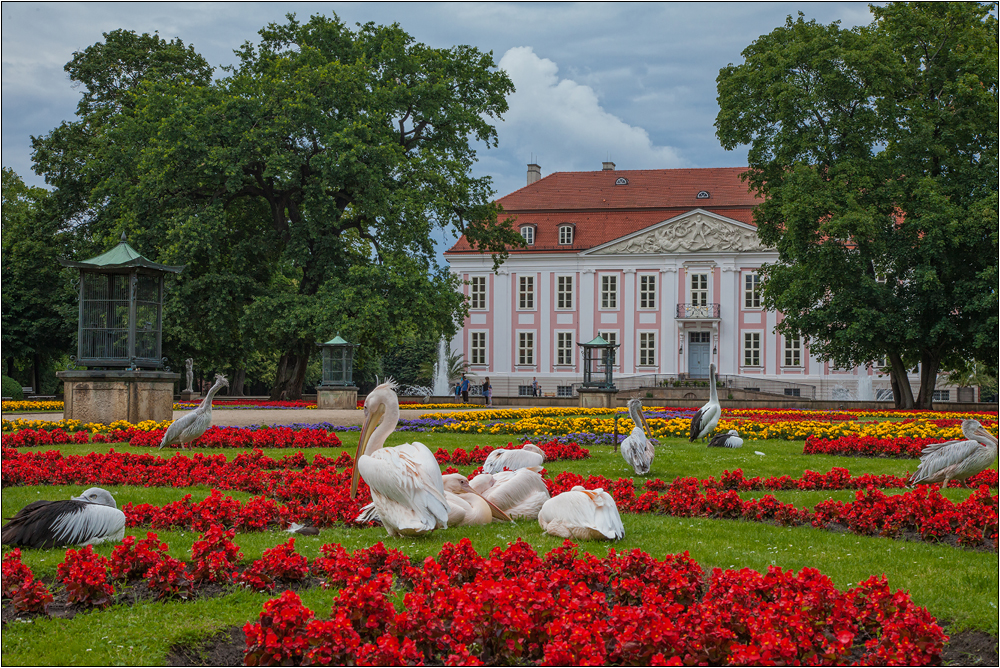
444, 492, 470, 526
911, 440, 992, 484
708, 433, 743, 448
621, 427, 653, 475
689, 408, 705, 442
483, 448, 545, 474
918, 439, 964, 457
538, 487, 624, 540
160, 412, 196, 447
52, 503, 126, 547
478, 469, 550, 519
358, 442, 448, 535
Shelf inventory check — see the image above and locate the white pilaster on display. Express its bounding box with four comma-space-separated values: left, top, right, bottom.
623, 267, 636, 374
719, 264, 738, 375
540, 270, 551, 372
581, 268, 595, 342
496, 268, 511, 373
661, 266, 677, 374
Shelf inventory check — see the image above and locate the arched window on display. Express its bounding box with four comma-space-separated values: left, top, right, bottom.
520, 226, 535, 245
558, 225, 574, 244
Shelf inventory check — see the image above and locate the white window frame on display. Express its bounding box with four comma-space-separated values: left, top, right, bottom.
744, 272, 761, 309
690, 271, 710, 307
555, 331, 574, 366
743, 331, 761, 367
600, 274, 618, 310
517, 331, 535, 366
638, 331, 657, 367
469, 331, 488, 366
638, 274, 657, 310
783, 336, 801, 367
598, 330, 619, 369
556, 275, 574, 310
520, 226, 534, 245
469, 276, 487, 310
558, 225, 574, 245
518, 275, 535, 310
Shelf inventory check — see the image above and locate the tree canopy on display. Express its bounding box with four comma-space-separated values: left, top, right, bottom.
716, 2, 998, 408
29, 15, 521, 397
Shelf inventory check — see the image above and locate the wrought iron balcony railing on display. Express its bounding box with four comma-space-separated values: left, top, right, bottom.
675, 303, 721, 319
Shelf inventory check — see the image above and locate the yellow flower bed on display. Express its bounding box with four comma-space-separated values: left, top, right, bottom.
1, 418, 172, 434
1, 400, 64, 412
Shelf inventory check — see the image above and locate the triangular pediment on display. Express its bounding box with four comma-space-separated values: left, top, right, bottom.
583, 209, 771, 255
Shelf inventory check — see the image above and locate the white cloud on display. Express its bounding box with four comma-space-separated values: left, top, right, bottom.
494, 46, 686, 175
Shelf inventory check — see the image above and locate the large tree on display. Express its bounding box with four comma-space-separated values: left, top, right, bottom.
716, 2, 998, 408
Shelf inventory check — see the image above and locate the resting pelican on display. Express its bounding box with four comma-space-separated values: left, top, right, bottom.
482, 444, 545, 473
708, 429, 743, 449
538, 486, 624, 540
159, 373, 229, 449
621, 398, 656, 475
689, 363, 721, 442
2, 488, 126, 549
910, 419, 998, 488
442, 473, 512, 526
350, 380, 449, 537
469, 467, 550, 520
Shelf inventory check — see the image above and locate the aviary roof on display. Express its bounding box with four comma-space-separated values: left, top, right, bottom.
59, 236, 185, 273
446, 167, 760, 255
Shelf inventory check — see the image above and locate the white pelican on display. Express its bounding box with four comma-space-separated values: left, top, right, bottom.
707, 429, 743, 449
159, 374, 229, 449
538, 486, 624, 540
442, 474, 511, 526
689, 363, 721, 442
469, 467, 550, 520
349, 380, 450, 537
482, 443, 545, 473
621, 398, 656, 475
910, 419, 998, 488
2, 488, 126, 549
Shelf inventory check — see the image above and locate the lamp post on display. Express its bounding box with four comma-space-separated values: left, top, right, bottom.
316, 335, 359, 409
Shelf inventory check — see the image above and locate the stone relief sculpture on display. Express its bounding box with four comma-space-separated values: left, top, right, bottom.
185, 358, 194, 393
592, 213, 770, 254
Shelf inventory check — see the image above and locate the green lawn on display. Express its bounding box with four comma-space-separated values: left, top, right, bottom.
2, 430, 997, 665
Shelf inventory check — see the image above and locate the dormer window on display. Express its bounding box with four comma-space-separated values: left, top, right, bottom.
696, 191, 710, 199
558, 225, 574, 245
520, 225, 535, 245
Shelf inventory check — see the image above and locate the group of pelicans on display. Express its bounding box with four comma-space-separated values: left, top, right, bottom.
2, 366, 997, 549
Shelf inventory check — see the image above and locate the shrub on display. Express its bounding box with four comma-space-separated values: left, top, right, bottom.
2, 375, 24, 400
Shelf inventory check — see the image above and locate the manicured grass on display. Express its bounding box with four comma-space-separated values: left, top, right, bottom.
3, 429, 997, 665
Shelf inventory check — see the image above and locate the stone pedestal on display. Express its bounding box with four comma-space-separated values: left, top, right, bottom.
56, 370, 181, 424
578, 387, 619, 409
317, 386, 359, 409
180, 390, 202, 403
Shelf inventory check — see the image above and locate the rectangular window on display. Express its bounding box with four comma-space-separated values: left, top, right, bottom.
557, 276, 573, 309
470, 332, 486, 365
518, 385, 533, 396
783, 337, 801, 367
743, 332, 761, 367
639, 332, 656, 366
599, 331, 618, 368
520, 226, 534, 245
556, 332, 574, 365
559, 225, 573, 245
518, 332, 534, 365
691, 273, 709, 306
745, 273, 761, 308
601, 275, 618, 308
470, 276, 486, 310
518, 276, 534, 309
932, 390, 950, 401
639, 275, 656, 309
557, 385, 573, 397
783, 388, 801, 397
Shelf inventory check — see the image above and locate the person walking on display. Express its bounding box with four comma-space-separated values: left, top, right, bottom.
483, 377, 492, 407
454, 382, 461, 402
532, 377, 539, 398
460, 374, 470, 403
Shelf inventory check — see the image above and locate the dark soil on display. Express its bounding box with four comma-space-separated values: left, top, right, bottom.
941, 629, 1000, 666
823, 521, 998, 552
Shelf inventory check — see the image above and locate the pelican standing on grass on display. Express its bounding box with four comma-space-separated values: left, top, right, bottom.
910, 419, 998, 488
708, 429, 743, 449
350, 379, 450, 537
442, 474, 512, 526
482, 443, 546, 473
689, 363, 721, 442
159, 373, 229, 449
621, 398, 657, 475
2, 488, 126, 549
538, 486, 625, 540
469, 467, 550, 520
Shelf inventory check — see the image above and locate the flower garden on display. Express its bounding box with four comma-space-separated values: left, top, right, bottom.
1, 406, 997, 665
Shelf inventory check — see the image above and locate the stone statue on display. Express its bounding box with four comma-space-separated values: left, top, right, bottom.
185, 358, 194, 393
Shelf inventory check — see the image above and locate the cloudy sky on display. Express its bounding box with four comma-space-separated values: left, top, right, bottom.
2, 2, 876, 256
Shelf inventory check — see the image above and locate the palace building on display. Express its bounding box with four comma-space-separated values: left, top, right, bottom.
443, 163, 960, 402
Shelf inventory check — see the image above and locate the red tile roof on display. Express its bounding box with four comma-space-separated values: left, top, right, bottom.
446, 167, 761, 254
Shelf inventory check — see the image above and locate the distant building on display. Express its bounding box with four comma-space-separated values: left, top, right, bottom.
444, 163, 959, 401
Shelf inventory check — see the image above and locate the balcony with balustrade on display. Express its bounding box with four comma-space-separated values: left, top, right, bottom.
675, 303, 721, 319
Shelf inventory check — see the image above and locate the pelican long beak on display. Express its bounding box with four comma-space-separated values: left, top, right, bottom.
476, 490, 512, 522
350, 403, 385, 499
639, 410, 652, 440
975, 426, 998, 446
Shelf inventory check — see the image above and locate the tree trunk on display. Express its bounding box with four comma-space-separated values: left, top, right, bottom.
914, 351, 941, 410
270, 351, 309, 400
887, 352, 915, 408
231, 368, 246, 397
32, 353, 41, 396
889, 371, 902, 408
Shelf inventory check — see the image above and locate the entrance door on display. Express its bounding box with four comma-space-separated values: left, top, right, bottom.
688, 331, 711, 378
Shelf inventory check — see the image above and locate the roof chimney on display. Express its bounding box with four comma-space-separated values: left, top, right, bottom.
602, 161, 616, 171
527, 163, 541, 185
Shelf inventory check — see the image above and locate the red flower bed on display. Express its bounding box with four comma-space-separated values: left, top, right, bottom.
243, 539, 947, 666
805, 435, 945, 459
57, 545, 114, 608
178, 399, 316, 408
2, 549, 55, 614
433, 440, 589, 465
2, 426, 343, 449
